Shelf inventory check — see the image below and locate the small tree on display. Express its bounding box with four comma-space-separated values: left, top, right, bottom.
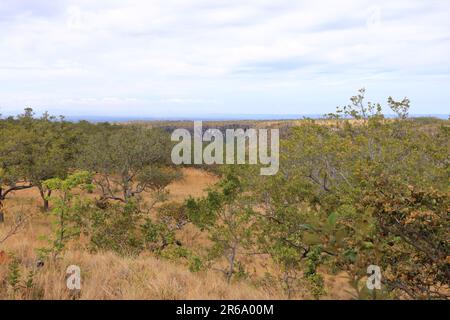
39, 171, 93, 259
80, 126, 181, 204
186, 170, 255, 283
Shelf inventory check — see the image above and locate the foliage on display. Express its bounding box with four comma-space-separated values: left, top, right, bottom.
0, 109, 83, 211
79, 125, 181, 203
7, 256, 21, 293
1, 97, 448, 299
247, 89, 449, 299
86, 200, 145, 256
186, 170, 256, 283
38, 171, 93, 259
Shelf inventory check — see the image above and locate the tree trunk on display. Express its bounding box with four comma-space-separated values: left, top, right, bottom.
226, 243, 237, 284
44, 190, 52, 211
0, 201, 4, 224
43, 197, 50, 211
38, 186, 52, 211
0, 188, 4, 223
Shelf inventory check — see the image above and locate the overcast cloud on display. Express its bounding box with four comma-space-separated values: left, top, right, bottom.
0, 0, 449, 117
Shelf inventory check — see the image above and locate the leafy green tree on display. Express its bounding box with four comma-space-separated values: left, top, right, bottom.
0, 114, 33, 221
186, 170, 255, 283
245, 90, 449, 299
80, 125, 181, 204
1, 109, 82, 212
39, 171, 93, 259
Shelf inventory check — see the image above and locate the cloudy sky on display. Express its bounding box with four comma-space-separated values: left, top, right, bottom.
0, 0, 449, 117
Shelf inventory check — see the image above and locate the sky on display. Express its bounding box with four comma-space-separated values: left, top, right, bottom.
0, 0, 449, 118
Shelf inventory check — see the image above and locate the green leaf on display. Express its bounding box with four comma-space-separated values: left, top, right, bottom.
327, 212, 338, 226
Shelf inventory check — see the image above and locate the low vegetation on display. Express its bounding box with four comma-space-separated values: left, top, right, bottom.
0, 90, 448, 300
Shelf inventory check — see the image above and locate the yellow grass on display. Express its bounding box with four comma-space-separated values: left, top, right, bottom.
0, 168, 355, 300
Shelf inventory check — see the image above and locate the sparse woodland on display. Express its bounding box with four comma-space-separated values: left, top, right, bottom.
0, 91, 448, 300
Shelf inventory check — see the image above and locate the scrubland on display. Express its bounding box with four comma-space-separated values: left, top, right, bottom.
1, 92, 448, 300
0, 169, 353, 300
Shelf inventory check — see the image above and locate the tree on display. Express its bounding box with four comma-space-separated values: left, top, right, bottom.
40, 171, 93, 258
244, 90, 449, 299
0, 109, 81, 212
186, 170, 255, 283
80, 125, 181, 205
0, 114, 33, 221
23, 112, 81, 211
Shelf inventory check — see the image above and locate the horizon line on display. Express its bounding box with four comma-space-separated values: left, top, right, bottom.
1, 112, 448, 122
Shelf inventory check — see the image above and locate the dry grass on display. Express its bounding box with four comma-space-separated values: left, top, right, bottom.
167, 168, 217, 201
0, 168, 354, 300
0, 250, 283, 300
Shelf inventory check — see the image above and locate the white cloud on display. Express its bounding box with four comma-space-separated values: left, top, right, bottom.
0, 0, 449, 116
